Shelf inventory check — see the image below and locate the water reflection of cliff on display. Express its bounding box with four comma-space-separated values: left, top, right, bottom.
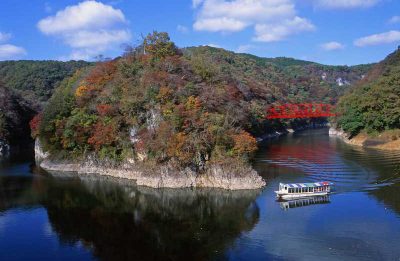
0, 173, 261, 261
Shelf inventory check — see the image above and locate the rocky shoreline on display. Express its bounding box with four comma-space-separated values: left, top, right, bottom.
329, 127, 400, 150
36, 140, 265, 190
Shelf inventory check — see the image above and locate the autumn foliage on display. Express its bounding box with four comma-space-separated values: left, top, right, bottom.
231, 131, 258, 156
88, 120, 117, 151
36, 31, 264, 167
75, 85, 89, 97
96, 104, 114, 117
29, 113, 42, 138
85, 61, 117, 86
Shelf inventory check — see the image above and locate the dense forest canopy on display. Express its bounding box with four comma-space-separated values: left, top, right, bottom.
335, 48, 400, 136
0, 60, 90, 108
35, 32, 371, 171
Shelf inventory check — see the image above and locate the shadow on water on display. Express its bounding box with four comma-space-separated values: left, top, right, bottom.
0, 169, 261, 261
1, 129, 400, 261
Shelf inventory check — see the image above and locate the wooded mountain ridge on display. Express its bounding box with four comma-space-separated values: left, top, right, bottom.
0, 36, 373, 155
336, 47, 400, 136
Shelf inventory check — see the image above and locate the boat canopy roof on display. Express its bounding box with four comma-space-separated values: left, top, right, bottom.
282, 182, 333, 188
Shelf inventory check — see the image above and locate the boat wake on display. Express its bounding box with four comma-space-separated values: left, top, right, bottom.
256, 141, 400, 193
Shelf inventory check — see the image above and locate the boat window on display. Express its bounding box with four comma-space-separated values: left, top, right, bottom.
284, 186, 287, 190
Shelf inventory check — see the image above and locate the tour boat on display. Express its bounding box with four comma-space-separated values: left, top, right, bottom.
275, 181, 333, 199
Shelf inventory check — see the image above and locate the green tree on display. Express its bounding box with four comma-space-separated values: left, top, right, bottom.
143, 31, 178, 59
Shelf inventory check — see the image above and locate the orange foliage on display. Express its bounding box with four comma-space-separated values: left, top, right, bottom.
142, 70, 169, 87
231, 131, 257, 155
85, 61, 117, 86
96, 104, 114, 117
167, 132, 193, 163
157, 86, 173, 103
185, 96, 202, 110
88, 121, 117, 150
75, 85, 89, 97
161, 55, 182, 72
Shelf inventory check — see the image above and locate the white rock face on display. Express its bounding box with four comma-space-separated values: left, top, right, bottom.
329, 127, 354, 146
39, 156, 266, 190
146, 108, 162, 132
129, 127, 139, 143
321, 72, 327, 80
336, 77, 344, 86
329, 127, 346, 137
35, 138, 49, 164
336, 78, 350, 86
0, 139, 10, 158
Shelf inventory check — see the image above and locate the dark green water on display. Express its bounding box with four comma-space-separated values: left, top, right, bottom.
0, 129, 399, 260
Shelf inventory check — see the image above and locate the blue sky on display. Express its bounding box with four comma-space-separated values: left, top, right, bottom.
0, 0, 399, 65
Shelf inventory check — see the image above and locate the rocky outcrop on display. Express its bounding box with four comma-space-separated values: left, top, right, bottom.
34, 138, 49, 164
39, 158, 265, 190
36, 123, 326, 190
36, 140, 265, 190
329, 127, 349, 139
329, 127, 365, 146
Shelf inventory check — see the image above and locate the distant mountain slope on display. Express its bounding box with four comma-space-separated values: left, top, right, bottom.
184, 46, 373, 104
336, 47, 400, 136
0, 60, 91, 108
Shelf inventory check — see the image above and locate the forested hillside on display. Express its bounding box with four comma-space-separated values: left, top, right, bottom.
0, 60, 90, 108
336, 47, 400, 136
35, 32, 371, 172
0, 60, 90, 149
185, 46, 373, 103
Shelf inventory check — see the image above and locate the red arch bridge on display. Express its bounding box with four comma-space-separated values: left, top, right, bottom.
266, 103, 336, 119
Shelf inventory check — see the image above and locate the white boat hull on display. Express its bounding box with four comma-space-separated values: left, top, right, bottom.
275, 191, 329, 199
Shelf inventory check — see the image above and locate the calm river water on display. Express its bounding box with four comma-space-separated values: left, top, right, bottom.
0, 129, 399, 261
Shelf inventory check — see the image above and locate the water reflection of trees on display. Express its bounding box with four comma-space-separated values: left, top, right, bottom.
0, 176, 41, 211
0, 174, 261, 261
335, 142, 400, 216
